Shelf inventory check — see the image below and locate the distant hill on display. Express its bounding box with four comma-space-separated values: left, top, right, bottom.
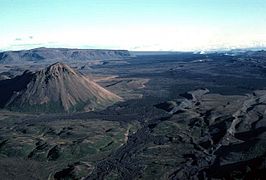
0, 47, 133, 63
0, 62, 122, 113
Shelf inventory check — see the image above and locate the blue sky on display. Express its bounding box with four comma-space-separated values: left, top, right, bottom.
1, 0, 266, 51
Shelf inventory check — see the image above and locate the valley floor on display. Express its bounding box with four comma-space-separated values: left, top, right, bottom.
1, 52, 266, 179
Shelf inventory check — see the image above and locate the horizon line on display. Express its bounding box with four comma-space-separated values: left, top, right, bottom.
1, 46, 266, 53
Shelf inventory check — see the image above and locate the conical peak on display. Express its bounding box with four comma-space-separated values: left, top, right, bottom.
44, 62, 76, 76
1, 62, 122, 112
48, 62, 70, 70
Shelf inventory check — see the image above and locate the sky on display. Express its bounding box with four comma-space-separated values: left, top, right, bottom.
1, 0, 266, 51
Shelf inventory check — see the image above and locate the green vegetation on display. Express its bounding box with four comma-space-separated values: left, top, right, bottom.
8, 101, 65, 113
0, 115, 135, 179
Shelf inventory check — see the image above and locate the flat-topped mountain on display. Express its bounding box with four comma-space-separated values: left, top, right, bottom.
0, 62, 122, 112
0, 47, 133, 63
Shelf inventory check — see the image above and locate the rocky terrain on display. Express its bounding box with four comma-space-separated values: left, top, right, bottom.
87, 88, 266, 179
0, 50, 266, 179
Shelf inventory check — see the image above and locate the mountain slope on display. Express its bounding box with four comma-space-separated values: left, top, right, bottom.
0, 47, 133, 63
0, 62, 122, 112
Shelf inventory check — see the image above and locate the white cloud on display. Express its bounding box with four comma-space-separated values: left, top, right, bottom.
1, 25, 266, 51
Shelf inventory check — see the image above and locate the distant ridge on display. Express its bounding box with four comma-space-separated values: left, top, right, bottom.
0, 47, 133, 63
0, 62, 122, 113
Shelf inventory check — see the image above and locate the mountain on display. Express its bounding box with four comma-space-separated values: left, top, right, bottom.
0, 62, 122, 112
0, 47, 133, 63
